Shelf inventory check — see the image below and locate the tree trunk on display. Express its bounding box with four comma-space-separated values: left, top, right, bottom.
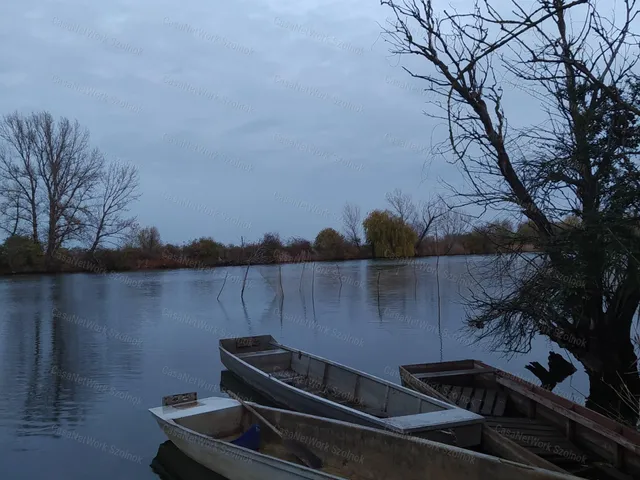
44, 206, 57, 271
414, 229, 427, 254
88, 218, 105, 255
583, 336, 640, 425
30, 203, 38, 243
10, 200, 19, 237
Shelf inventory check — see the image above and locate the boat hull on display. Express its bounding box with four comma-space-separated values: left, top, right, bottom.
219, 336, 483, 447
153, 416, 340, 480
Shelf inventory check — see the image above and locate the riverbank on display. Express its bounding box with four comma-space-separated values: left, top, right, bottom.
0, 244, 537, 277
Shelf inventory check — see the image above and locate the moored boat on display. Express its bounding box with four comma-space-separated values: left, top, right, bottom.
150, 392, 580, 480
219, 335, 484, 447
400, 359, 640, 479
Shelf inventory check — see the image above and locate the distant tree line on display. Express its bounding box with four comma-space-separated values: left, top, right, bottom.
1, 153, 557, 276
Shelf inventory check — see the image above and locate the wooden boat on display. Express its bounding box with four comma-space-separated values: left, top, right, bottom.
400, 359, 640, 480
150, 392, 580, 480
219, 335, 484, 447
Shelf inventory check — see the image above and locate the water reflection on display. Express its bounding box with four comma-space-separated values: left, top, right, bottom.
151, 441, 226, 480
1, 273, 145, 441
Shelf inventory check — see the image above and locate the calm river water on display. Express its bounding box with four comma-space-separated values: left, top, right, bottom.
0, 256, 589, 479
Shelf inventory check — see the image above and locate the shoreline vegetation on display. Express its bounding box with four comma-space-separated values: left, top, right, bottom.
0, 222, 536, 277
0, 214, 542, 277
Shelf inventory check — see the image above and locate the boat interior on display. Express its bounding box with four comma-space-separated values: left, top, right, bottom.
401, 360, 638, 480
162, 397, 569, 480
220, 335, 448, 420
169, 398, 352, 478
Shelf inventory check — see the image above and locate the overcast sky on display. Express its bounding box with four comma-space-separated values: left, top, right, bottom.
0, 0, 524, 245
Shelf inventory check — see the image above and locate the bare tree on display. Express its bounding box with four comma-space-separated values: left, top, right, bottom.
135, 226, 162, 252
382, 0, 640, 422
412, 197, 445, 250
342, 202, 362, 247
0, 111, 106, 267
31, 112, 103, 265
385, 188, 416, 223
437, 208, 470, 253
86, 162, 140, 253
0, 113, 41, 243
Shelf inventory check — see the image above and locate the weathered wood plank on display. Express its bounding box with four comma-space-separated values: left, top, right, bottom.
469, 388, 485, 413
448, 386, 463, 404
496, 376, 640, 457
493, 394, 507, 416
459, 387, 474, 409
414, 367, 496, 380
482, 426, 568, 473
440, 384, 452, 397
486, 416, 544, 424
481, 390, 497, 416
489, 422, 561, 433
403, 359, 477, 374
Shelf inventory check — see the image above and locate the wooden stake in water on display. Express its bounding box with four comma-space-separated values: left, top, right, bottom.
311, 263, 316, 309
299, 262, 306, 292
335, 264, 343, 295
241, 263, 250, 300
278, 264, 284, 297
217, 270, 229, 301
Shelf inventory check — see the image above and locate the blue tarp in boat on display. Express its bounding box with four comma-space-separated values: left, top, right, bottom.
230, 424, 261, 451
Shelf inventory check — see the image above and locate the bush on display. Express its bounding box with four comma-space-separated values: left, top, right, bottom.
314, 228, 346, 260
1, 235, 44, 273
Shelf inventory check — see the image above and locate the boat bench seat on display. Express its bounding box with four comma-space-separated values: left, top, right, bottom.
435, 383, 507, 416
236, 348, 290, 359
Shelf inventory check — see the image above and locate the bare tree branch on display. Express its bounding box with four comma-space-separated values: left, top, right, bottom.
385, 188, 416, 223
342, 202, 362, 247
86, 162, 140, 253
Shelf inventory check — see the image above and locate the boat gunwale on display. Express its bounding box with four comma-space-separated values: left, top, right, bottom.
149, 404, 346, 480
219, 337, 484, 431
150, 396, 580, 480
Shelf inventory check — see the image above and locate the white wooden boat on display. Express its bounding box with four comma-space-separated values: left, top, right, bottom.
219, 335, 484, 447
150, 392, 580, 480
